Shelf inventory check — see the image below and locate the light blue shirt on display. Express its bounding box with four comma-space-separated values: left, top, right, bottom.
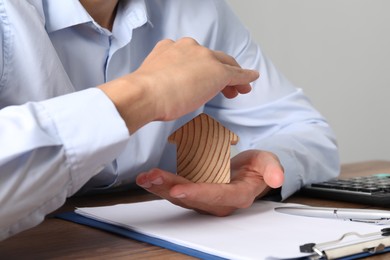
0, 0, 339, 240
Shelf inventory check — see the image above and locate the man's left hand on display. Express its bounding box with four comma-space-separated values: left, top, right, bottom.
136, 150, 284, 216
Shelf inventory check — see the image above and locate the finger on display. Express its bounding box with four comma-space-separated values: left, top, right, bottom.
136, 170, 229, 214
230, 150, 284, 190
234, 84, 252, 94
221, 86, 239, 99
226, 66, 260, 87
221, 84, 252, 99
260, 152, 285, 188
136, 168, 190, 189
136, 168, 193, 205
263, 163, 284, 188
213, 51, 260, 86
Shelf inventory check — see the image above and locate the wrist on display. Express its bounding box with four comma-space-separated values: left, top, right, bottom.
98, 75, 157, 134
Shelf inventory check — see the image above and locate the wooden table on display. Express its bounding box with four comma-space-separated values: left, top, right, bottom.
1, 161, 390, 259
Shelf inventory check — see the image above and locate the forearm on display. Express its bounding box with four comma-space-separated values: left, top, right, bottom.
0, 88, 129, 240
0, 147, 75, 240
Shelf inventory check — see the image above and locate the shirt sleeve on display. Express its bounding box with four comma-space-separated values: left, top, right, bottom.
0, 88, 129, 240
205, 0, 340, 199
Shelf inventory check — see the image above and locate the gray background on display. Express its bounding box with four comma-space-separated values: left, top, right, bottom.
227, 0, 390, 163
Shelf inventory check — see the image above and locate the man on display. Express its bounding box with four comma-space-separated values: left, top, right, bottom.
0, 0, 339, 240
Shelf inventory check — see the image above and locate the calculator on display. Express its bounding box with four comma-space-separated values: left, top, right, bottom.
300, 173, 390, 207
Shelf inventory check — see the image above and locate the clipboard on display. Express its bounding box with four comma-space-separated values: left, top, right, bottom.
55, 200, 390, 260
300, 228, 390, 259
57, 211, 225, 260
57, 210, 390, 260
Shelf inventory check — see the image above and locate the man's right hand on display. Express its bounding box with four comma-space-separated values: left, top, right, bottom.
99, 38, 259, 134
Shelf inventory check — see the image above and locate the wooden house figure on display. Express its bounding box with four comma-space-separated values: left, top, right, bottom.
168, 113, 239, 184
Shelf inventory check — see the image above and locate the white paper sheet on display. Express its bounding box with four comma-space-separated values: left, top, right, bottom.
75, 200, 387, 260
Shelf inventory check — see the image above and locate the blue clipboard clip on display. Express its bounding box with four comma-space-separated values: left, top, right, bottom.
300, 228, 390, 259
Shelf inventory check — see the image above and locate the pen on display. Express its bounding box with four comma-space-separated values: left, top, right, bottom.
274, 206, 390, 224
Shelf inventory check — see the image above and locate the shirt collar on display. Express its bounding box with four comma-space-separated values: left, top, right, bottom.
43, 0, 152, 34
112, 0, 153, 52
43, 0, 92, 33
113, 0, 151, 38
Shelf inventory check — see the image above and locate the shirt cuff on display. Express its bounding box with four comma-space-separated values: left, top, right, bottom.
40, 88, 129, 194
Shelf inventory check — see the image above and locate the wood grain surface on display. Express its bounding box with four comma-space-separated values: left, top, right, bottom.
168, 113, 238, 183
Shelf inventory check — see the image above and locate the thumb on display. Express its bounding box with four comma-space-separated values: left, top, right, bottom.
263, 164, 284, 189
